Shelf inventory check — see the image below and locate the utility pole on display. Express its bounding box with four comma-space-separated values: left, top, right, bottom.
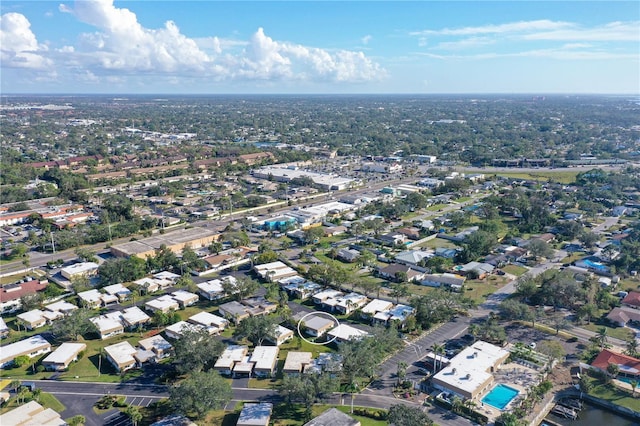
50, 232, 56, 254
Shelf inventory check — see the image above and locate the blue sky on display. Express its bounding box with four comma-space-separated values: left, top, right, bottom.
1, 1, 638, 94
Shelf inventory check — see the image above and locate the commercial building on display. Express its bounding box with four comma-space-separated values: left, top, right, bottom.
41, 342, 86, 371
60, 261, 99, 280
0, 335, 51, 368
431, 341, 510, 400
110, 226, 220, 259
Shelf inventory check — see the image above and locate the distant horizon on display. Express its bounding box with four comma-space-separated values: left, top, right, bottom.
1, 1, 638, 94
2, 92, 638, 97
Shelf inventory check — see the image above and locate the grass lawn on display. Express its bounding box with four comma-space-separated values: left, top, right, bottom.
586, 377, 640, 413
464, 276, 509, 304
618, 278, 640, 293
0, 272, 29, 285
501, 264, 528, 276
0, 392, 65, 414
427, 203, 450, 211
560, 253, 584, 264
581, 323, 634, 342
269, 403, 387, 426
489, 171, 579, 184
418, 238, 458, 250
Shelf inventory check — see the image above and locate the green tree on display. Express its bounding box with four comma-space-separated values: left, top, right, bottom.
173, 328, 225, 374
51, 308, 98, 340
527, 239, 554, 260
66, 415, 86, 426
387, 404, 433, 426
233, 315, 279, 346
170, 371, 232, 419
124, 405, 143, 426
14, 355, 31, 367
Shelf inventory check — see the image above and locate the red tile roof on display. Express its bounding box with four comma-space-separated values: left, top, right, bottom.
622, 291, 640, 308
0, 280, 48, 303
591, 349, 640, 375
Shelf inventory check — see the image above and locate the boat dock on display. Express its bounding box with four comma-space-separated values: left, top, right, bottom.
551, 404, 578, 420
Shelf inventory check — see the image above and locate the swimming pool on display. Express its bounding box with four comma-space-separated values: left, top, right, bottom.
580, 258, 609, 272
481, 384, 519, 410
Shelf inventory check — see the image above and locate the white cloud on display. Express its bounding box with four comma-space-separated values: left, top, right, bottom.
433, 37, 495, 50
521, 21, 639, 42
0, 12, 51, 69
52, 0, 384, 85
361, 35, 372, 45
411, 20, 573, 37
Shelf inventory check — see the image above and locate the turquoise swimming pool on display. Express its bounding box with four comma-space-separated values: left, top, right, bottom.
481, 384, 519, 410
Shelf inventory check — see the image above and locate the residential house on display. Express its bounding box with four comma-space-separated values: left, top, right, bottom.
188, 311, 228, 335
312, 289, 343, 305
102, 283, 132, 302
254, 261, 298, 282
197, 276, 236, 300
396, 227, 421, 240
90, 313, 125, 339
145, 295, 180, 314
0, 401, 66, 426
337, 248, 360, 263
237, 403, 273, 426
334, 293, 368, 315
378, 232, 407, 246
214, 345, 248, 376
606, 307, 640, 327
266, 325, 294, 346
17, 309, 49, 330
77, 289, 117, 308
421, 273, 466, 290
373, 304, 415, 327
44, 300, 78, 316
0, 317, 8, 338
360, 299, 394, 320
120, 306, 151, 329
171, 290, 199, 308
300, 314, 335, 337
394, 250, 432, 266
590, 349, 640, 382
41, 342, 86, 371
0, 279, 49, 314
104, 341, 137, 372
138, 335, 173, 360
250, 346, 279, 378
164, 321, 202, 340
283, 352, 313, 376
327, 324, 369, 344
218, 301, 251, 324
622, 291, 640, 309
304, 408, 360, 426
0, 335, 51, 368
459, 261, 495, 279
282, 279, 322, 300
377, 263, 427, 282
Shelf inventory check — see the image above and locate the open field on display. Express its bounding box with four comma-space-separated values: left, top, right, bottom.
488, 170, 580, 184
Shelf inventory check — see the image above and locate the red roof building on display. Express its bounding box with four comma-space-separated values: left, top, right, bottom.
591, 349, 640, 377
621, 291, 640, 309
0, 280, 49, 314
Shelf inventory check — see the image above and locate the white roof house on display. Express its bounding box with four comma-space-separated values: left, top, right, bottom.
61, 261, 99, 279
249, 346, 279, 377
188, 311, 228, 334
196, 277, 233, 300
431, 340, 510, 400
171, 290, 199, 308
164, 321, 202, 340
266, 325, 294, 346
90, 314, 124, 339
335, 293, 368, 315
117, 306, 150, 328
0, 401, 66, 426
44, 300, 78, 315
154, 271, 180, 281
102, 283, 132, 300
0, 317, 8, 337
77, 289, 117, 308
237, 402, 273, 426
138, 335, 172, 358
104, 341, 137, 372
145, 295, 179, 313
0, 335, 51, 368
42, 342, 86, 371
253, 261, 298, 281
327, 324, 369, 344
17, 309, 48, 330
312, 289, 343, 304
283, 351, 313, 375
361, 299, 394, 316
214, 345, 248, 374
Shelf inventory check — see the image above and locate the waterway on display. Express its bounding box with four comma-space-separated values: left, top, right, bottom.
544, 402, 639, 426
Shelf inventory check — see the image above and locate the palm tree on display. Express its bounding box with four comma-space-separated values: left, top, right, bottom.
630, 380, 638, 398
626, 338, 639, 358
431, 343, 444, 375
596, 327, 609, 349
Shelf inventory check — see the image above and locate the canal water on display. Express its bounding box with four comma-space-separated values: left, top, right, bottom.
544, 402, 639, 426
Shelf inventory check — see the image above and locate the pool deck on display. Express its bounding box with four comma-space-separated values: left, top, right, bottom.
477, 361, 541, 421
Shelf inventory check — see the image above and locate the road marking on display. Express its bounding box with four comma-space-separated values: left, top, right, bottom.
104, 412, 121, 421
50, 391, 166, 399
